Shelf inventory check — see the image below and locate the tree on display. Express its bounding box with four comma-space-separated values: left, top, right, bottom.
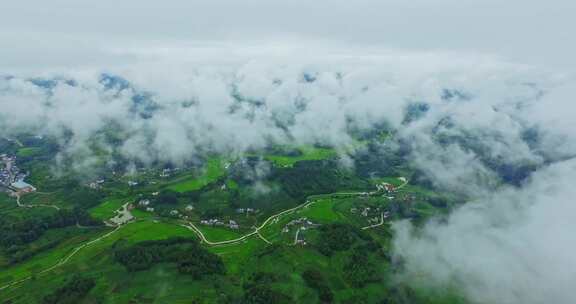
155, 190, 179, 205
42, 276, 95, 304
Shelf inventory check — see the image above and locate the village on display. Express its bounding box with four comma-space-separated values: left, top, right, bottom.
0, 154, 36, 195
134, 196, 244, 231
281, 217, 321, 246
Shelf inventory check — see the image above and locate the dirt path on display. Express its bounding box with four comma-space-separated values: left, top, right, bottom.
2, 136, 23, 147
0, 226, 121, 292
257, 231, 272, 244
15, 193, 60, 210
293, 227, 301, 245
362, 212, 385, 230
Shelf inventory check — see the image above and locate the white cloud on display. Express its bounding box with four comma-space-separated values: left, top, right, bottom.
394, 158, 576, 304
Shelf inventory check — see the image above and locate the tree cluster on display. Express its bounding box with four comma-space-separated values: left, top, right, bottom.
342, 248, 380, 288
42, 276, 95, 304
0, 208, 99, 248
275, 160, 367, 200
315, 223, 373, 256
114, 237, 225, 279
241, 272, 291, 304
302, 269, 334, 303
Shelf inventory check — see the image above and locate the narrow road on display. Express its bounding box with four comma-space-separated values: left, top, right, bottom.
257, 231, 272, 244
0, 226, 121, 292
15, 193, 60, 210
362, 212, 385, 230
2, 137, 24, 147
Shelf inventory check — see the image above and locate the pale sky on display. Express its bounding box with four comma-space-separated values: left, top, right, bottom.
1, 0, 574, 70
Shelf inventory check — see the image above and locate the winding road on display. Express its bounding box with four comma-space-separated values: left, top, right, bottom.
182, 198, 317, 246
183, 177, 408, 246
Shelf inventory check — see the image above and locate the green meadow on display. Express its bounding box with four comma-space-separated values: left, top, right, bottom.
264, 146, 337, 167
89, 198, 126, 220
167, 158, 226, 192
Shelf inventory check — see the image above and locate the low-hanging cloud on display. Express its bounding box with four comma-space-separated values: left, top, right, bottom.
393, 158, 576, 304
1, 47, 563, 166
390, 71, 576, 303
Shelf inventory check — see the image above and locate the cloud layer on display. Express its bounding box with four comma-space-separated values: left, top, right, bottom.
394, 158, 576, 304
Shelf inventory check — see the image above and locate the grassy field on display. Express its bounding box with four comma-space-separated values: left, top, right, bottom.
0, 221, 196, 287
225, 179, 238, 190
89, 198, 126, 220
77, 220, 196, 253
0, 228, 107, 286
264, 146, 337, 168
167, 158, 226, 192
195, 225, 243, 242
299, 199, 342, 223
16, 147, 42, 157
370, 176, 405, 187
0, 221, 217, 303
208, 237, 265, 274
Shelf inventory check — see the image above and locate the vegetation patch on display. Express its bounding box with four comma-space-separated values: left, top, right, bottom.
89, 198, 125, 220
42, 275, 95, 304
114, 237, 225, 279
264, 146, 337, 168
17, 147, 42, 158
167, 158, 225, 192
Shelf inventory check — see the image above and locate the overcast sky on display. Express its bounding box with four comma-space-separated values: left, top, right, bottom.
1, 0, 575, 71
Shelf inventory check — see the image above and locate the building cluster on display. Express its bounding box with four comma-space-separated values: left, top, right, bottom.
236, 208, 258, 214
281, 217, 320, 246
137, 196, 199, 221
137, 199, 155, 212
167, 209, 191, 220
200, 219, 239, 230
352, 181, 401, 199
351, 205, 392, 226
376, 182, 397, 194
350, 206, 381, 217
107, 203, 135, 226
171, 204, 195, 216
159, 167, 180, 178
282, 217, 320, 232
87, 179, 105, 190
1, 154, 18, 186
1, 154, 35, 193
138, 199, 151, 206
351, 206, 384, 217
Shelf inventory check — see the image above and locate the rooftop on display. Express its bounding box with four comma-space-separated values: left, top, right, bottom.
11, 180, 35, 189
